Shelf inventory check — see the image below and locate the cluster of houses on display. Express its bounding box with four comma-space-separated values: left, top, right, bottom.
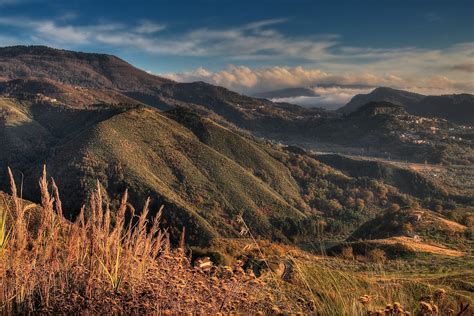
392, 130, 430, 145
35, 93, 58, 104
391, 114, 472, 146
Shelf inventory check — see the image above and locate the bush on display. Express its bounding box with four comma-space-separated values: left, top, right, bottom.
341, 246, 354, 260
367, 248, 386, 264
402, 223, 414, 234
389, 203, 401, 212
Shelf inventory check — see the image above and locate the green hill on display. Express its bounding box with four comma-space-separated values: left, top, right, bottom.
23, 106, 310, 245
1, 97, 425, 246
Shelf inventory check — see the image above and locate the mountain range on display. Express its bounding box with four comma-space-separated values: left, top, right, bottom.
0, 45, 472, 250
339, 86, 474, 125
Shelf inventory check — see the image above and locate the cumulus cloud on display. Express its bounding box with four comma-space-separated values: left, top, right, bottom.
164, 66, 379, 93
162, 64, 474, 97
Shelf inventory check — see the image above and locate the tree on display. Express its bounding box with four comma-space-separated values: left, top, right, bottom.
356, 198, 365, 212
327, 199, 343, 213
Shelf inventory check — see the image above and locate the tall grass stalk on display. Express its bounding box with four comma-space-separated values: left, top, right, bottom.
0, 204, 10, 255
0, 167, 166, 313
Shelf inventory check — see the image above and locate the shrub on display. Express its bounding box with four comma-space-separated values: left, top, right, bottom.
367, 248, 386, 264
341, 246, 354, 260
402, 223, 414, 234
327, 199, 343, 212
356, 198, 365, 211
389, 203, 401, 212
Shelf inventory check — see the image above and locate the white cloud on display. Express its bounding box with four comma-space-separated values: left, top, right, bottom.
162, 64, 474, 97
0, 15, 472, 99
1, 15, 473, 73
135, 20, 166, 34
252, 86, 375, 110
241, 18, 288, 30
35, 21, 90, 43
0, 15, 337, 59
0, 17, 163, 47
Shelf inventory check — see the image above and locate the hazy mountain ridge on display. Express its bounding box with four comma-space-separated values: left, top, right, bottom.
253, 87, 319, 99
411, 94, 474, 126
339, 87, 474, 125
339, 87, 425, 114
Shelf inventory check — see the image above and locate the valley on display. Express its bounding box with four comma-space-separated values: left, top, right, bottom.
0, 45, 472, 314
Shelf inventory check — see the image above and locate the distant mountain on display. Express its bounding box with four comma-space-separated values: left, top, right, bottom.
0, 46, 330, 119
347, 101, 406, 117
302, 101, 474, 165
339, 87, 425, 114
1, 46, 472, 166
253, 87, 318, 99
339, 87, 474, 125
410, 94, 474, 126
1, 45, 472, 250
0, 45, 172, 91
152, 81, 331, 133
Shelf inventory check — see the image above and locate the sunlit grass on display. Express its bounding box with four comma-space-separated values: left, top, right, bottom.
0, 167, 472, 314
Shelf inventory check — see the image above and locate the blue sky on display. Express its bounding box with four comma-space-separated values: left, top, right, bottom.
0, 0, 473, 103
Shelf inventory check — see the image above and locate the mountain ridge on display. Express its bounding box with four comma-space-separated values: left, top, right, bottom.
0, 45, 173, 91
253, 87, 319, 99
339, 86, 474, 125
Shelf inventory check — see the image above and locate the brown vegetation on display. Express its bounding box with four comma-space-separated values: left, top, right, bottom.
0, 168, 472, 314
0, 167, 303, 313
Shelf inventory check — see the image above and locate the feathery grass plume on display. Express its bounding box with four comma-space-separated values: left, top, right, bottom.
0, 167, 171, 313
0, 204, 10, 255
7, 167, 21, 217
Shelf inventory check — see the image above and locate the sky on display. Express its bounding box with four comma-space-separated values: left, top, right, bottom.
0, 0, 473, 106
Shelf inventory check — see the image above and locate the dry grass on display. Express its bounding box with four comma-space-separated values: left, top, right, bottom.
0, 167, 472, 314
284, 256, 473, 316
366, 237, 464, 257
0, 167, 303, 314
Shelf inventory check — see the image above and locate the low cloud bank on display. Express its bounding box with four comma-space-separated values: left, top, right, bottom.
163, 65, 474, 108
270, 86, 373, 110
